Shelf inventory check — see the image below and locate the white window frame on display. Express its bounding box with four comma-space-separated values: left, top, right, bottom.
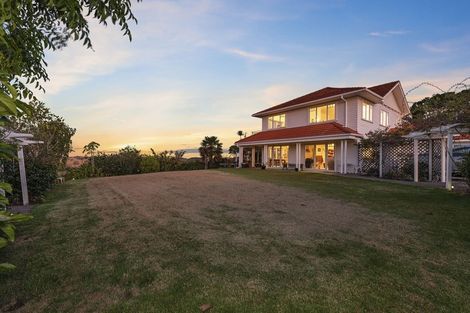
268, 114, 286, 129
309, 103, 336, 124
380, 110, 389, 127
361, 103, 373, 122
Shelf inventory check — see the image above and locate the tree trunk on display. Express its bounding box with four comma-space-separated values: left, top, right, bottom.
91, 156, 95, 175
204, 157, 208, 170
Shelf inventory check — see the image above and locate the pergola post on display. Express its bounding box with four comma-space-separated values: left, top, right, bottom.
404, 123, 467, 190
379, 142, 383, 178
1, 129, 42, 209
428, 140, 433, 181
17, 145, 29, 206
441, 138, 446, 183
238, 146, 244, 168
413, 138, 419, 182
446, 133, 453, 190
251, 147, 256, 168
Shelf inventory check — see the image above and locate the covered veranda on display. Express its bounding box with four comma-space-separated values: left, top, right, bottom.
237, 135, 360, 174
235, 123, 363, 174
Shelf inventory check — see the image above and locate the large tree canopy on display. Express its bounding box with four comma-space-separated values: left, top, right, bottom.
0, 0, 140, 117
406, 89, 470, 130
11, 100, 76, 165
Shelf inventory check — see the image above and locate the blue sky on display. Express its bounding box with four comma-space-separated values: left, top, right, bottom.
40, 0, 470, 154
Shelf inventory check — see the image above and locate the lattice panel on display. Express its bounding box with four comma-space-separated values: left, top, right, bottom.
358, 144, 379, 176
431, 139, 443, 181
382, 140, 414, 180
359, 139, 444, 182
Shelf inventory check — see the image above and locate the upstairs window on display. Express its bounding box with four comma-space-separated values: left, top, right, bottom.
310, 104, 335, 123
380, 110, 389, 127
362, 103, 373, 122
268, 114, 285, 129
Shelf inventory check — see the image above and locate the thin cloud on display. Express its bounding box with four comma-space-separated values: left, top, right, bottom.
225, 48, 282, 62
421, 43, 451, 53
43, 21, 133, 95
368, 30, 409, 37
420, 36, 470, 54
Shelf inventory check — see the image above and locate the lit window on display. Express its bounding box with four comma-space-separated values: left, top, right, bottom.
268, 114, 285, 129
362, 103, 373, 122
380, 110, 389, 127
309, 104, 335, 123
327, 104, 335, 120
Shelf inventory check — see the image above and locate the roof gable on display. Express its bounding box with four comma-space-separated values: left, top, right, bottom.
368, 81, 399, 97
371, 81, 410, 114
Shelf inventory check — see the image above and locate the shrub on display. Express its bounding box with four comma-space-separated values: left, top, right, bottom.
66, 149, 204, 179
94, 152, 141, 176
459, 152, 470, 187
176, 161, 205, 171
140, 155, 160, 173
66, 163, 94, 180
1, 158, 57, 204
398, 160, 429, 181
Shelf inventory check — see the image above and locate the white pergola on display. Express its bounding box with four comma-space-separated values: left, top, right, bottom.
404, 123, 469, 190
2, 130, 43, 206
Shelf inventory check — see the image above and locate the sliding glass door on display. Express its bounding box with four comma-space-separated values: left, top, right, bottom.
326, 143, 335, 170
268, 145, 289, 167
304, 143, 335, 170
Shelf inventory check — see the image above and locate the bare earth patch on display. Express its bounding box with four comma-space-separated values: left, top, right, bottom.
87, 170, 414, 251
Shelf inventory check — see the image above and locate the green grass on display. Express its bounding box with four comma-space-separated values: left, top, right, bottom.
0, 171, 469, 312
221, 169, 470, 244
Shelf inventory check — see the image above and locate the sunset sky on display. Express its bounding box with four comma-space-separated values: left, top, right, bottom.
39, 0, 470, 155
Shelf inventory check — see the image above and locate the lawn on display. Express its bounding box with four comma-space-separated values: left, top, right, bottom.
0, 169, 469, 313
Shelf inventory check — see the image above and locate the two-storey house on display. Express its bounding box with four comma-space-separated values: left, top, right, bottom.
236, 81, 410, 173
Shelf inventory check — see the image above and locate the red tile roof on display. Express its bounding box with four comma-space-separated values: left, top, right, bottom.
253, 81, 400, 116
368, 81, 399, 97
236, 122, 360, 144
253, 87, 364, 116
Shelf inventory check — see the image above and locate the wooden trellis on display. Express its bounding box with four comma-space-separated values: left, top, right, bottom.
359, 124, 469, 190
359, 138, 445, 182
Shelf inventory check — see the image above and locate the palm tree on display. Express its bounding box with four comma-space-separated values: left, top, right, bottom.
228, 145, 239, 167
83, 141, 100, 173
237, 130, 244, 140
174, 150, 185, 163
228, 145, 239, 157
158, 150, 171, 171
199, 136, 223, 170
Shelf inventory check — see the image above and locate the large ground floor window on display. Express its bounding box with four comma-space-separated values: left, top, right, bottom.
305, 143, 335, 170
268, 145, 289, 167
255, 147, 263, 166
242, 147, 264, 167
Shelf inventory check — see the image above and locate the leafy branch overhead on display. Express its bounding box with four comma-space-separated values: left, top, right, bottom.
0, 0, 141, 116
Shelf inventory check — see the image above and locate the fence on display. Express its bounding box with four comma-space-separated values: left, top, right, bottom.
358, 139, 444, 182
